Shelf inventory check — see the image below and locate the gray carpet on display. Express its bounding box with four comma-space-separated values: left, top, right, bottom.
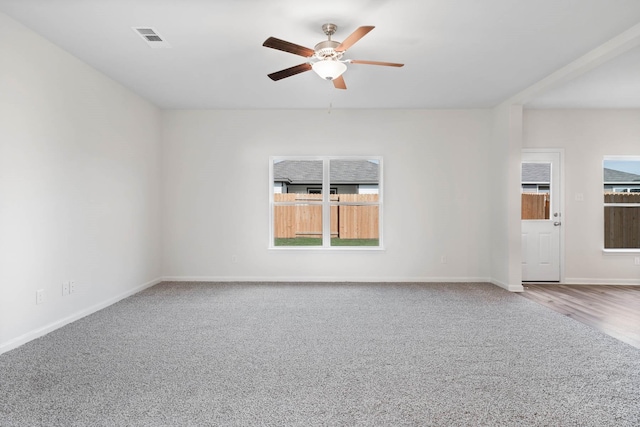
1, 282, 639, 426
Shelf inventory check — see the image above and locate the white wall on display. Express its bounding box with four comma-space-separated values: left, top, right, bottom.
0, 13, 162, 353
489, 104, 524, 291
523, 109, 640, 284
161, 109, 493, 282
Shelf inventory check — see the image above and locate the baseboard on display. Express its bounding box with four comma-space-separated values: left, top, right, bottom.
0, 277, 162, 355
161, 276, 493, 283
490, 279, 524, 292
563, 278, 640, 286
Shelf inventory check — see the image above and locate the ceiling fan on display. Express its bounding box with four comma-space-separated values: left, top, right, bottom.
262, 23, 404, 90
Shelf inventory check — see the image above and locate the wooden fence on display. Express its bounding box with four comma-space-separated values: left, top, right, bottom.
604, 192, 640, 248
521, 193, 549, 220
273, 193, 379, 239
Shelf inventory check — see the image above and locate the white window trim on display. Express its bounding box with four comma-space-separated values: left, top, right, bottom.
269, 156, 384, 250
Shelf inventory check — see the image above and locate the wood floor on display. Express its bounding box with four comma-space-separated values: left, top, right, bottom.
519, 284, 640, 349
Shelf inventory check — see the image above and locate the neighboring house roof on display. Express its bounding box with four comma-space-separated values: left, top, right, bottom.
521, 163, 550, 184
274, 160, 379, 184
604, 168, 640, 183
522, 165, 640, 185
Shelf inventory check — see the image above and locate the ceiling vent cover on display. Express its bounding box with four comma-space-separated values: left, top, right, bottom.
132, 27, 171, 48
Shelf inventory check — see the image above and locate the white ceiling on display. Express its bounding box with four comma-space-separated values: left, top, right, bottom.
2, 0, 640, 109
526, 45, 640, 108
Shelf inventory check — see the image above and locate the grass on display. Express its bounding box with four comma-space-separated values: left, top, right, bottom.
274, 238, 379, 247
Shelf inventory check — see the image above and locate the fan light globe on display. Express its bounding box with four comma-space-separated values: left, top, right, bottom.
312, 60, 347, 80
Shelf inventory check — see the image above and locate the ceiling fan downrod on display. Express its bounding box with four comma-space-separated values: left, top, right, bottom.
322, 23, 338, 40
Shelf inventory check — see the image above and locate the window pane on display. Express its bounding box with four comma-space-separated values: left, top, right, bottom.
273, 159, 323, 194
273, 159, 323, 246
273, 203, 322, 246
521, 162, 550, 220
330, 204, 380, 247
329, 159, 379, 195
604, 206, 640, 249
604, 159, 640, 200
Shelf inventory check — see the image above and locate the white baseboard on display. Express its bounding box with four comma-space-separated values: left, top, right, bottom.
0, 277, 162, 355
490, 279, 524, 292
562, 278, 640, 286
160, 276, 493, 283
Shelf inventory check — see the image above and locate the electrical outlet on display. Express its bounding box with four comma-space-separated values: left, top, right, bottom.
231, 255, 239, 264
36, 289, 44, 305
69, 281, 76, 294
440, 255, 447, 264
635, 257, 640, 266
62, 281, 70, 296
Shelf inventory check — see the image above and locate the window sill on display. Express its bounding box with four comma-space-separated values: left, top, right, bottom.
602, 248, 640, 254
269, 246, 386, 252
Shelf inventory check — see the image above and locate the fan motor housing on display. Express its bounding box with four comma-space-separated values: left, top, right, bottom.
314, 40, 343, 60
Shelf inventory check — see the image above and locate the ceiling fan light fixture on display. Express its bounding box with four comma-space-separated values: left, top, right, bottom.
312, 60, 347, 80
263, 24, 403, 88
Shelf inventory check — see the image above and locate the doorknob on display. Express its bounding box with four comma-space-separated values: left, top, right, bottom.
554, 221, 562, 226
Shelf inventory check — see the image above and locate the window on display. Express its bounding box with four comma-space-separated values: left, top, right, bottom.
270, 156, 382, 249
521, 162, 551, 220
603, 157, 640, 250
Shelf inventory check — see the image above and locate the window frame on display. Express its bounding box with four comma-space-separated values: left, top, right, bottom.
269, 156, 384, 250
603, 156, 640, 253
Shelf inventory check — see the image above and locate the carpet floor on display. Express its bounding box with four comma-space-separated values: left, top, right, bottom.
1, 282, 639, 426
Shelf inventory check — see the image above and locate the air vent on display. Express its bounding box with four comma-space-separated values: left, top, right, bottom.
132, 27, 171, 48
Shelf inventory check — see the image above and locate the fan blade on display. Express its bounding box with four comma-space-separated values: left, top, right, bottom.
263, 37, 315, 57
335, 26, 375, 52
350, 60, 404, 67
333, 75, 347, 90
267, 63, 312, 81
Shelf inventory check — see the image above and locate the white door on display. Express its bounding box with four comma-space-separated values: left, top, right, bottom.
521, 151, 562, 281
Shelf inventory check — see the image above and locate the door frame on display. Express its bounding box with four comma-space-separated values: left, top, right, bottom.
521, 148, 565, 283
